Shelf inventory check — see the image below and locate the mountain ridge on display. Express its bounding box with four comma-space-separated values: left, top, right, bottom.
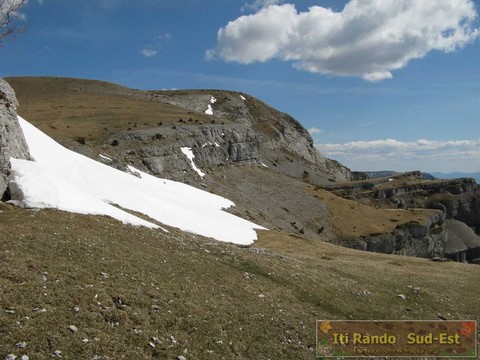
5, 76, 477, 260
1, 76, 480, 359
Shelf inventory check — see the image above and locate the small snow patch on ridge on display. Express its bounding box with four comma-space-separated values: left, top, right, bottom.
205, 104, 213, 116
99, 154, 112, 161
205, 96, 217, 115
180, 147, 206, 178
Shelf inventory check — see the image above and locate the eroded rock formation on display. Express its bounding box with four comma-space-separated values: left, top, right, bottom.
0, 79, 30, 199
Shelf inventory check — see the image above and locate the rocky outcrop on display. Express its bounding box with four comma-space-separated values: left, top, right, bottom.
323, 171, 480, 260
113, 123, 260, 179
444, 219, 480, 263
0, 79, 30, 199
151, 90, 352, 183
7, 77, 354, 184
324, 171, 480, 234
348, 210, 447, 258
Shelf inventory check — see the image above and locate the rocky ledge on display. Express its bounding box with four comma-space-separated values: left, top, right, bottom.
322, 171, 480, 262
0, 79, 30, 199
346, 210, 447, 258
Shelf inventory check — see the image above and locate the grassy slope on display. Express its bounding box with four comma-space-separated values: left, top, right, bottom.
1, 206, 479, 359
308, 185, 436, 239
5, 77, 217, 146
6, 76, 435, 242
2, 77, 479, 359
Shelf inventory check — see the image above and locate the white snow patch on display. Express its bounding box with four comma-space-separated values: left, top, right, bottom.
8, 117, 266, 245
202, 142, 220, 148
99, 154, 112, 161
240, 95, 246, 101
205, 96, 217, 115
180, 147, 206, 178
205, 104, 213, 116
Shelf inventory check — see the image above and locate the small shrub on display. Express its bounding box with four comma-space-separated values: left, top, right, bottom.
75, 137, 86, 145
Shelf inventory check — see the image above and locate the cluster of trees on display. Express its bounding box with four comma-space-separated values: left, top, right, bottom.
0, 0, 27, 46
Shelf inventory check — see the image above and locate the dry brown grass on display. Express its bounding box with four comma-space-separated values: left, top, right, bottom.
6, 77, 216, 145
308, 185, 436, 239
2, 76, 479, 359
1, 207, 479, 360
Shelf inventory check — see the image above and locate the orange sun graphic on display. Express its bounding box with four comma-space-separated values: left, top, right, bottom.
320, 321, 333, 334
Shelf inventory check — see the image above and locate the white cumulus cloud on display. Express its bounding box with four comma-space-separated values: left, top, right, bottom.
241, 0, 284, 12
316, 138, 480, 172
317, 138, 480, 162
209, 0, 480, 81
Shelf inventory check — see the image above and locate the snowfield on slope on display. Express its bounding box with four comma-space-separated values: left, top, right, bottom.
8, 116, 266, 245
181, 147, 206, 177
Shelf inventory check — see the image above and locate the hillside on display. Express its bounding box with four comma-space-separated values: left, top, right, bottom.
6, 77, 352, 185
5, 77, 450, 250
433, 172, 480, 183
1, 76, 480, 358
1, 205, 479, 359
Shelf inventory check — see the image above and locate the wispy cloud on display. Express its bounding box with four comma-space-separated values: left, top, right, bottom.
308, 127, 324, 135
360, 121, 375, 127
209, 0, 480, 81
140, 33, 172, 58
140, 48, 158, 57
317, 139, 480, 161
316, 138, 480, 172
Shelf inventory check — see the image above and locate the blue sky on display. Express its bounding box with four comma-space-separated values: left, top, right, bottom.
1, 0, 479, 173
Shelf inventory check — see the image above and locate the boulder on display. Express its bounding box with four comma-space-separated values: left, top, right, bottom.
0, 79, 30, 199
445, 219, 480, 263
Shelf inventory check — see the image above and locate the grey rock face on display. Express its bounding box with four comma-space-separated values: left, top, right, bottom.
117, 123, 260, 179
350, 210, 447, 258
444, 219, 480, 263
114, 124, 260, 180
114, 90, 352, 183
0, 79, 30, 198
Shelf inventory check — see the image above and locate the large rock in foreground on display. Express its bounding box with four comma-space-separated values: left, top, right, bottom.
0, 79, 30, 198
445, 219, 480, 263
